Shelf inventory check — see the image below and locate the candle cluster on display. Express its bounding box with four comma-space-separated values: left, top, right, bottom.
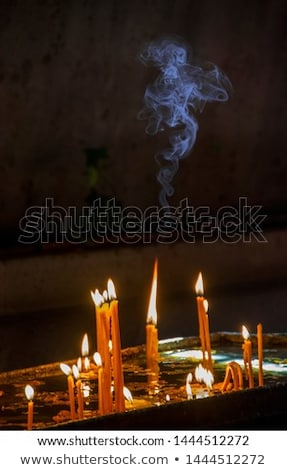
20, 264, 265, 430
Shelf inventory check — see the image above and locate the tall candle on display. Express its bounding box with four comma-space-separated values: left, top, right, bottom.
242, 326, 254, 388
146, 259, 158, 368
24, 384, 34, 431
203, 299, 213, 373
108, 279, 125, 412
195, 272, 207, 368
257, 323, 264, 386
91, 290, 113, 413
60, 363, 76, 420
72, 365, 84, 420
93, 352, 104, 415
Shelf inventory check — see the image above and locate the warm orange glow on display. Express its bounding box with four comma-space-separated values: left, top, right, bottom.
93, 352, 102, 367
91, 289, 103, 307
107, 278, 117, 300
195, 272, 204, 296
25, 384, 34, 401
60, 363, 72, 376
203, 299, 209, 312
146, 258, 158, 325
81, 333, 89, 357
242, 325, 250, 340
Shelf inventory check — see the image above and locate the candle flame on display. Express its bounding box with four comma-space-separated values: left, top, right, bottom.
242, 325, 250, 340
91, 289, 104, 307
93, 352, 102, 367
72, 364, 80, 380
195, 272, 204, 296
77, 357, 82, 371
60, 363, 72, 376
103, 289, 108, 302
107, 278, 117, 300
195, 363, 205, 382
203, 299, 209, 313
81, 333, 89, 356
202, 369, 214, 389
185, 372, 193, 400
123, 386, 133, 403
25, 384, 34, 401
146, 258, 158, 325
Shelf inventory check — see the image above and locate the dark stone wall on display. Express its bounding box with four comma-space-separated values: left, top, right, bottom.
0, 0, 286, 232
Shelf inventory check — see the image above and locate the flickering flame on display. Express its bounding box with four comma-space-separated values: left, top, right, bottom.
91, 289, 104, 307
107, 278, 117, 300
103, 289, 108, 302
242, 325, 250, 341
77, 357, 82, 371
195, 364, 205, 382
93, 352, 102, 367
123, 386, 133, 403
60, 363, 72, 376
195, 272, 204, 296
166, 394, 170, 402
202, 369, 214, 389
72, 364, 80, 380
146, 258, 158, 325
81, 333, 89, 357
25, 384, 34, 401
203, 299, 209, 313
185, 372, 193, 400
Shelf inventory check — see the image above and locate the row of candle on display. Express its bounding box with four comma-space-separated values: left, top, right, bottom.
22, 260, 265, 429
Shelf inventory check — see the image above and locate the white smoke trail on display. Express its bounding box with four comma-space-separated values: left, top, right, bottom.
138, 36, 232, 207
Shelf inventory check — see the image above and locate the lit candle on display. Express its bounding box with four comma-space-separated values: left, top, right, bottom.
91, 289, 113, 413
93, 352, 104, 415
242, 326, 254, 388
203, 299, 213, 373
186, 372, 193, 400
146, 259, 158, 368
81, 333, 90, 371
257, 323, 264, 386
60, 363, 76, 420
107, 278, 125, 412
195, 272, 207, 369
24, 384, 34, 431
72, 365, 84, 420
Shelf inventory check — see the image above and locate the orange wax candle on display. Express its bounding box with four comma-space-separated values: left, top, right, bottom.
72, 365, 84, 420
93, 352, 104, 415
257, 323, 264, 386
146, 259, 158, 368
195, 272, 207, 368
91, 290, 112, 413
203, 299, 213, 373
108, 279, 125, 413
242, 326, 254, 388
60, 363, 76, 420
24, 384, 34, 431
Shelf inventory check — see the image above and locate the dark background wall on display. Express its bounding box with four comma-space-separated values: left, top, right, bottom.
0, 0, 286, 235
